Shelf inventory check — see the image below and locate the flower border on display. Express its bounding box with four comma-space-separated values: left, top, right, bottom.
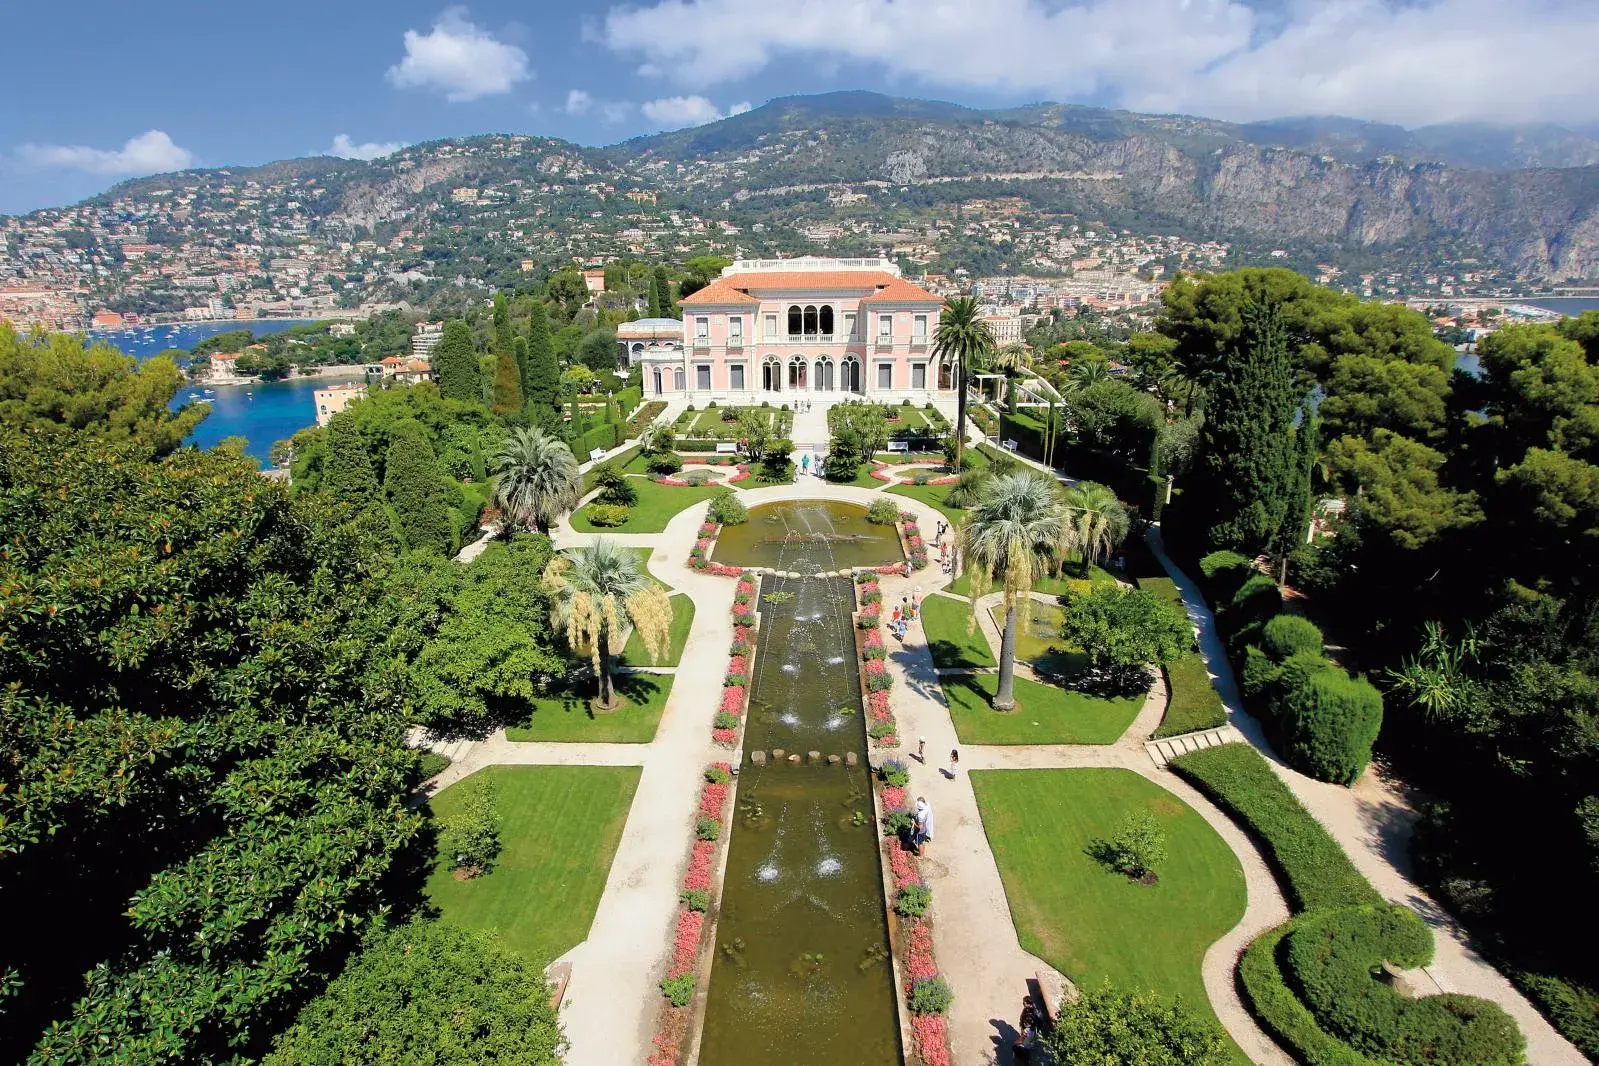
715, 572, 759, 746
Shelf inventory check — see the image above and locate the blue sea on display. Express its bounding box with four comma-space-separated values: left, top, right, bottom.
1521, 297, 1599, 316
93, 320, 344, 466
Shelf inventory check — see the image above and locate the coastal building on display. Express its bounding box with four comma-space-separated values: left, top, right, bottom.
647, 257, 951, 402
411, 321, 444, 359
209, 352, 243, 381
91, 310, 124, 329
314, 382, 366, 427
617, 317, 683, 366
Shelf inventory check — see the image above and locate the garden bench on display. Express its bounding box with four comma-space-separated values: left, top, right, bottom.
886, 440, 910, 454
1002, 438, 1018, 451
588, 448, 607, 463
715, 442, 738, 454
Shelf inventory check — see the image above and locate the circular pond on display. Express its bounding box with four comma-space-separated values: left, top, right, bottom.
712, 500, 903, 572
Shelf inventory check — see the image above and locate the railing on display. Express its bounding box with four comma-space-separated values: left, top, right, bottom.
784, 333, 837, 343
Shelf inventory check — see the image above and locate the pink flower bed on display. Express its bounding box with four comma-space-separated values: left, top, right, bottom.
881, 785, 906, 812
726, 655, 748, 677
732, 601, 752, 619
700, 522, 719, 537
727, 464, 752, 483
706, 561, 744, 577
876, 562, 908, 576
698, 782, 729, 822
658, 476, 691, 486
928, 474, 959, 485
669, 908, 705, 976
911, 1015, 952, 1066
871, 732, 899, 748
867, 690, 892, 721
682, 839, 715, 891
870, 467, 894, 482
865, 658, 887, 677
907, 534, 923, 550
720, 686, 745, 715
889, 842, 920, 890
711, 727, 737, 744
905, 920, 940, 981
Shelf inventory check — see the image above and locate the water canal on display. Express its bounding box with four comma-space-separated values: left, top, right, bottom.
697, 502, 903, 1066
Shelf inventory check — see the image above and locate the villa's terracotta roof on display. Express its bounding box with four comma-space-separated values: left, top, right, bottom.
680, 270, 941, 306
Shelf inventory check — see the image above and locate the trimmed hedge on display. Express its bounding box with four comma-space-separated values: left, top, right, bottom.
1198, 550, 1253, 601
578, 422, 621, 457
1283, 668, 1384, 787
1239, 922, 1376, 1066
614, 385, 643, 420
1285, 906, 1524, 1065
1156, 650, 1228, 738
1263, 614, 1325, 660
1168, 744, 1382, 913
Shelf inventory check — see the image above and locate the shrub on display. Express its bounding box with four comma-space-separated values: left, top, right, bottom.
1262, 613, 1325, 660
1282, 667, 1384, 785
707, 490, 748, 526
705, 766, 731, 785
1223, 573, 1282, 643
885, 807, 916, 835
909, 976, 954, 1015
713, 711, 739, 730
868, 721, 897, 740
1046, 982, 1231, 1066
1238, 922, 1371, 1066
866, 498, 901, 525
680, 888, 710, 912
1198, 549, 1254, 600
585, 504, 631, 527
1169, 744, 1383, 912
1104, 813, 1167, 880
1284, 906, 1525, 1065
661, 973, 695, 1007
648, 452, 684, 475
896, 881, 932, 917
592, 462, 636, 505
439, 776, 501, 876
880, 758, 910, 788
695, 816, 721, 841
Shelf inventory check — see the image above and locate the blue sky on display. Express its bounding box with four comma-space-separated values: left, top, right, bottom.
5, 0, 1598, 216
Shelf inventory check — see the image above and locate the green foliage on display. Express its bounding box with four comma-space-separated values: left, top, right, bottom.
1222, 572, 1283, 644
0, 324, 207, 455
439, 775, 503, 876
1239, 923, 1374, 1066
322, 410, 383, 510
695, 816, 720, 841
0, 429, 424, 1060
523, 301, 561, 423
1169, 744, 1384, 912
1262, 613, 1325, 660
492, 426, 582, 533
490, 347, 523, 416
1197, 550, 1254, 601
592, 462, 637, 505
435, 320, 481, 403
707, 490, 748, 526
1066, 378, 1164, 461
680, 888, 710, 913
704, 765, 731, 785
585, 504, 631, 527
1045, 982, 1231, 1066
384, 419, 458, 555
1282, 667, 1384, 786
661, 973, 695, 1008
577, 328, 618, 372
879, 758, 910, 788
909, 975, 954, 1015
1104, 813, 1168, 879
1057, 585, 1194, 690
866, 498, 901, 525
895, 881, 932, 917
647, 451, 684, 475
263, 920, 563, 1066
884, 808, 916, 835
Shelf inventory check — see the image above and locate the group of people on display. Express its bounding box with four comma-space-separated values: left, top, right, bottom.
890, 590, 921, 641
934, 519, 955, 575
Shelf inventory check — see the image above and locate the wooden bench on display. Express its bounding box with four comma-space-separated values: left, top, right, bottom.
715, 441, 738, 455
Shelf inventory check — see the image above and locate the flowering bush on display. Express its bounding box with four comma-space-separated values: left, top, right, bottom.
720, 687, 745, 715
905, 921, 940, 982
712, 727, 738, 744
729, 635, 751, 657
857, 607, 880, 629
706, 561, 744, 577
866, 671, 893, 694
858, 581, 882, 606
670, 908, 705, 976
871, 732, 899, 747
727, 465, 752, 484
880, 785, 907, 812
907, 535, 923, 550
876, 562, 908, 576
700, 522, 719, 538
910, 550, 929, 571
867, 690, 892, 720
682, 839, 715, 891
698, 782, 728, 822
733, 586, 753, 605
862, 629, 886, 660
889, 841, 919, 889
901, 511, 916, 523
732, 601, 752, 619
855, 571, 878, 584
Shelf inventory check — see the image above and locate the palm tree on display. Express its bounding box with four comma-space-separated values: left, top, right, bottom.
492, 426, 581, 534
1063, 481, 1131, 574
959, 472, 1067, 710
932, 296, 995, 469
544, 538, 673, 709
1068, 357, 1112, 389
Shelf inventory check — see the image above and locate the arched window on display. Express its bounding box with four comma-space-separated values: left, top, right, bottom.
814, 357, 834, 391
652, 367, 663, 394
787, 355, 807, 389
672, 368, 685, 391
819, 305, 834, 337
632, 342, 645, 356
803, 305, 818, 336
840, 356, 861, 393
763, 356, 782, 391
787, 305, 802, 337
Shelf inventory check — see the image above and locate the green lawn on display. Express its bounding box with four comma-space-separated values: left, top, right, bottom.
427, 765, 640, 964
946, 565, 1116, 600
824, 466, 892, 489
922, 594, 996, 668
684, 406, 791, 436
941, 673, 1142, 744
1133, 576, 1227, 738
983, 603, 1089, 677
581, 446, 641, 492
887, 482, 965, 528
571, 478, 723, 533
620, 592, 694, 667
971, 768, 1247, 1062
504, 671, 673, 743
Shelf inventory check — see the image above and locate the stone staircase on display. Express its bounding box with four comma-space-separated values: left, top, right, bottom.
1143, 724, 1244, 768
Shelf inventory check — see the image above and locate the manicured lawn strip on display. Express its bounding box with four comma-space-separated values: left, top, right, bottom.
922, 594, 996, 668
946, 565, 1115, 599
887, 482, 965, 528
1156, 652, 1228, 738
571, 479, 723, 533
621, 592, 694, 667
427, 765, 640, 964
825, 467, 891, 489
971, 768, 1248, 1063
1168, 744, 1383, 912
504, 672, 673, 743
942, 673, 1142, 745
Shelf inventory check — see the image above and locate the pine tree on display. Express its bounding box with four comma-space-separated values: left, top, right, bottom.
524, 302, 561, 425
384, 420, 456, 555
1193, 298, 1307, 554
490, 348, 523, 417
434, 320, 480, 403
322, 412, 380, 508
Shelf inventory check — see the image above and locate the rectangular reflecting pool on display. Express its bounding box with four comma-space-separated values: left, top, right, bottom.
696, 574, 901, 1066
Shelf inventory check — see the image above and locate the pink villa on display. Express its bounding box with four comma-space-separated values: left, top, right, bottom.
642, 257, 953, 402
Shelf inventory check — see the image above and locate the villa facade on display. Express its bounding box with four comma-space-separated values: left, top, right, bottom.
642, 257, 952, 402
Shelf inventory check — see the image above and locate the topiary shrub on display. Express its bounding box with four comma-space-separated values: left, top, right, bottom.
1199, 550, 1254, 601
648, 452, 684, 475
895, 881, 932, 917
866, 498, 901, 525
592, 462, 637, 505
585, 504, 631, 527
1282, 668, 1384, 785
695, 816, 721, 841
1262, 614, 1325, 661
1223, 573, 1283, 645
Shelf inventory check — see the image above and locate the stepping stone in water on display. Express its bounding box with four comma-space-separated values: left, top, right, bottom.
750, 750, 767, 766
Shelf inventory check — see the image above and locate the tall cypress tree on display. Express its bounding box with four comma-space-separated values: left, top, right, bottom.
383, 420, 455, 556
1193, 297, 1306, 554
513, 335, 529, 395
434, 320, 480, 403
650, 265, 672, 318
492, 293, 514, 357
1278, 408, 1319, 582
490, 348, 524, 417
322, 412, 380, 508
524, 302, 562, 426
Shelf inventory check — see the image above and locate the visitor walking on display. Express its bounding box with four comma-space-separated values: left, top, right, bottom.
911, 587, 922, 620
946, 749, 960, 777
917, 736, 926, 763
912, 797, 934, 853
801, 453, 811, 476
1013, 1021, 1038, 1064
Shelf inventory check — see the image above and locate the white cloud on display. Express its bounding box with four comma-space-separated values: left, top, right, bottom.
387, 6, 530, 102
564, 89, 593, 115
326, 134, 407, 160
600, 0, 1599, 126
728, 101, 752, 116
600, 100, 635, 123
16, 129, 193, 175
640, 95, 731, 129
